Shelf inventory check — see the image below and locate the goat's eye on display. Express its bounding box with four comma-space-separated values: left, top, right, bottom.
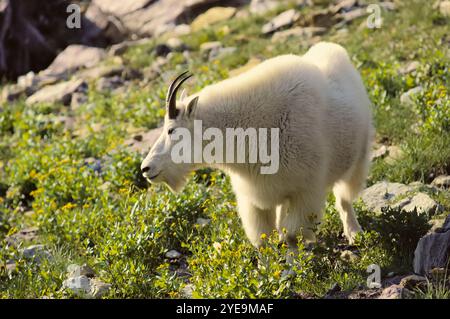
168, 128, 175, 135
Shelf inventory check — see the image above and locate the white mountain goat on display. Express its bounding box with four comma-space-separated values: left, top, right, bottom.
141, 42, 374, 248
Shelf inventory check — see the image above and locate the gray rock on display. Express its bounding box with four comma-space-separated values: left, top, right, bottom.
90, 278, 112, 298
338, 7, 367, 22
262, 9, 300, 34
209, 47, 237, 60
371, 144, 388, 160
191, 7, 237, 31
305, 9, 339, 28
165, 250, 182, 259
250, 0, 278, 15
340, 250, 359, 262
109, 38, 153, 56
431, 175, 450, 188
271, 26, 326, 42
6, 260, 16, 275
26, 79, 87, 106
123, 127, 163, 154
384, 145, 404, 164
76, 64, 124, 81
62, 275, 91, 296
23, 244, 52, 263
84, 3, 126, 44
62, 273, 111, 298
393, 192, 441, 216
379, 2, 396, 11
96, 76, 124, 92
70, 92, 88, 110
440, 1, 450, 17
181, 284, 194, 298
413, 214, 450, 275
399, 274, 427, 290
93, 0, 249, 38
360, 182, 414, 214
6, 227, 39, 246
378, 284, 408, 299
196, 218, 211, 227
398, 61, 420, 75
200, 41, 223, 54
330, 0, 357, 14
400, 86, 423, 105
42, 45, 107, 78
166, 38, 187, 52
67, 264, 96, 278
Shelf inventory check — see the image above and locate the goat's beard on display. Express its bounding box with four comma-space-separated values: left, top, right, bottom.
158, 166, 191, 193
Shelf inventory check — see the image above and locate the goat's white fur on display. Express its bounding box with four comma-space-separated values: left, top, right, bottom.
141, 42, 374, 247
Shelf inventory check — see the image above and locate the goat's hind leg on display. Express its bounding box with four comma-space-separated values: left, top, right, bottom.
333, 157, 369, 244
278, 193, 325, 248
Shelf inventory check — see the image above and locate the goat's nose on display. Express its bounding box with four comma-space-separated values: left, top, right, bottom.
141, 166, 151, 174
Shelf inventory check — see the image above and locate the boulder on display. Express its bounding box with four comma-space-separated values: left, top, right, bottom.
0, 0, 116, 81
93, 0, 249, 38
371, 144, 388, 160
62, 275, 91, 296
271, 26, 327, 42
440, 1, 450, 17
394, 192, 442, 216
304, 9, 340, 28
200, 41, 223, 54
431, 175, 450, 188
62, 264, 111, 298
413, 214, 450, 275
330, 0, 357, 14
42, 45, 107, 78
26, 79, 87, 106
384, 145, 404, 164
75, 64, 124, 81
165, 250, 182, 259
262, 9, 300, 34
378, 284, 409, 299
249, 0, 278, 15
22, 244, 52, 263
96, 76, 125, 92
399, 274, 427, 290
6, 227, 39, 246
360, 182, 414, 214
196, 218, 211, 227
67, 264, 96, 278
398, 61, 420, 75
338, 7, 367, 23
400, 86, 423, 105
191, 7, 237, 31
90, 278, 112, 298
123, 127, 163, 154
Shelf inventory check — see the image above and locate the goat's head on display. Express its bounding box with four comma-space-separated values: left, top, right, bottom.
140, 71, 200, 192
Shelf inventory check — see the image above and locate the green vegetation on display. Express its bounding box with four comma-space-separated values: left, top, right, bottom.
0, 0, 449, 298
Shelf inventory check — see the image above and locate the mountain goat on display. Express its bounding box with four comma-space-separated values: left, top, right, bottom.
141, 42, 374, 248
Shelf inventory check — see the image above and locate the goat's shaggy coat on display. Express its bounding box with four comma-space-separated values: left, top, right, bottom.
141, 42, 374, 247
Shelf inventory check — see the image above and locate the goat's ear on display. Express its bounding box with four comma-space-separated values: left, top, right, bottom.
185, 96, 199, 118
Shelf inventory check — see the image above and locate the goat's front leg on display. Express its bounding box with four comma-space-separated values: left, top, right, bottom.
236, 194, 276, 248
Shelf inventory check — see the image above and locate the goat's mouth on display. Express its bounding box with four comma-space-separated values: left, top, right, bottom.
144, 172, 161, 180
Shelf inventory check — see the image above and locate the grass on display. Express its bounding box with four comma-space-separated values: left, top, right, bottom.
0, 0, 449, 298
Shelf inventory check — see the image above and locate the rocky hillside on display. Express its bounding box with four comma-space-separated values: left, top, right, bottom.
0, 0, 449, 299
